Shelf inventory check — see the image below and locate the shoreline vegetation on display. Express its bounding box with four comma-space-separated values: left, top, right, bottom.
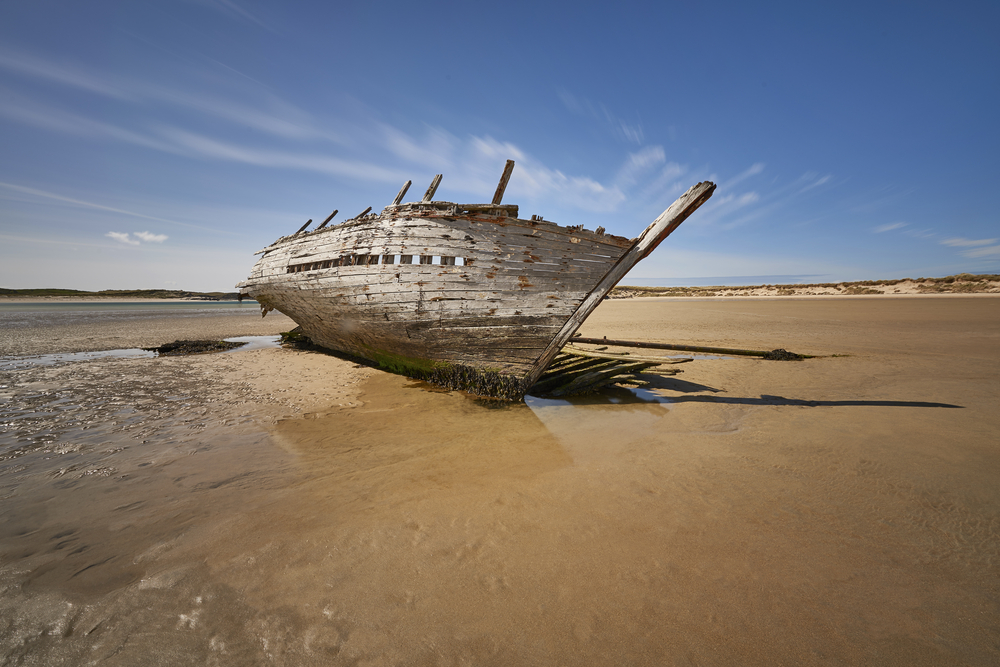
1, 274, 998, 302
609, 273, 1000, 298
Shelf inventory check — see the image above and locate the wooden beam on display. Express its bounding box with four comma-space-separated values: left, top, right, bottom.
316, 210, 338, 230
392, 181, 412, 206
530, 359, 623, 394
544, 361, 657, 397
571, 337, 812, 358
295, 219, 313, 234
521, 181, 717, 389
491, 159, 515, 205
422, 174, 443, 202
562, 343, 694, 364
353, 206, 372, 219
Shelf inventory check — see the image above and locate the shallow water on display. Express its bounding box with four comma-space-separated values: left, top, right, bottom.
0, 300, 258, 327
0, 301, 292, 358
0, 336, 281, 371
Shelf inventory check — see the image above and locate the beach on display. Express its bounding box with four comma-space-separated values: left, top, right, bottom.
1, 296, 998, 665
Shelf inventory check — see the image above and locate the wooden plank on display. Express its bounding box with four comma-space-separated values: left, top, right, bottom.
571, 337, 813, 358
266, 215, 631, 262
315, 210, 339, 230
275, 266, 608, 296
383, 211, 628, 248
492, 159, 515, 205
562, 344, 694, 365
265, 283, 573, 323
544, 361, 656, 397
273, 252, 619, 282
529, 359, 624, 394
279, 270, 592, 295
537, 356, 612, 377
255, 295, 579, 325
422, 174, 443, 202
392, 180, 412, 206
268, 236, 622, 268
295, 219, 312, 234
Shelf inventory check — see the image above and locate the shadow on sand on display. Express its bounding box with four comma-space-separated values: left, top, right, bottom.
524, 374, 964, 410
669, 394, 963, 409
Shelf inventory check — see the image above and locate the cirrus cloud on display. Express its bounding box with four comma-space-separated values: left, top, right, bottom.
106, 231, 168, 245
134, 231, 168, 243
873, 222, 907, 233
940, 237, 998, 247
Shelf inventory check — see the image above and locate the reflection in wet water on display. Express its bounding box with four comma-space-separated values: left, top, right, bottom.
0, 335, 280, 371
526, 384, 673, 408
0, 347, 157, 371
221, 335, 281, 353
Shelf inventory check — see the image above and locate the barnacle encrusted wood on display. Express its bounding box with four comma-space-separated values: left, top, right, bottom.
237, 162, 715, 398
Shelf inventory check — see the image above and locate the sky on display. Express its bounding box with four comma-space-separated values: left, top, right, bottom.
1, 0, 998, 291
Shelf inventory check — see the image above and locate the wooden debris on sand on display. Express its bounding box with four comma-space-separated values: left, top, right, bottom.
572, 336, 809, 360
529, 344, 690, 397
143, 340, 247, 356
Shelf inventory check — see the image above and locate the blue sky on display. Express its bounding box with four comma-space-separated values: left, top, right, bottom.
1, 0, 997, 291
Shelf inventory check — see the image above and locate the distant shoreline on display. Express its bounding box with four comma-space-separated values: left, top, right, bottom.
610, 273, 1000, 298
0, 297, 254, 304
0, 288, 241, 301
2, 274, 998, 302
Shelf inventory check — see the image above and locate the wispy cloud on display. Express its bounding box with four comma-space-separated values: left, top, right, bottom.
557, 88, 645, 144
797, 173, 831, 194
187, 0, 277, 32
0, 181, 208, 230
370, 127, 629, 211
454, 135, 627, 211
0, 47, 651, 213
690, 170, 840, 231
874, 222, 907, 233
722, 163, 765, 189
0, 49, 130, 98
0, 233, 113, 249
940, 237, 1000, 259
157, 127, 409, 182
696, 190, 764, 230
0, 49, 328, 142
941, 237, 998, 247
615, 146, 666, 187
0, 91, 182, 153
134, 231, 168, 243
107, 232, 140, 246
963, 245, 1000, 259
106, 231, 167, 245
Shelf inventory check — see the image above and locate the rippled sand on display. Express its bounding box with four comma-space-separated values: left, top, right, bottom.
1, 297, 998, 665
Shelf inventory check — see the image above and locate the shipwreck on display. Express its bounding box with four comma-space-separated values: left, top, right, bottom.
237, 161, 715, 399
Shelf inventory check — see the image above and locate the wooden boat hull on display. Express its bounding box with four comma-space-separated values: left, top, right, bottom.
238, 182, 715, 398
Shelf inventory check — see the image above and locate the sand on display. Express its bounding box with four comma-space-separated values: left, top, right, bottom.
1, 296, 998, 665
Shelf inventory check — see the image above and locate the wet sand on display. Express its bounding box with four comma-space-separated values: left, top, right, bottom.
1, 296, 998, 665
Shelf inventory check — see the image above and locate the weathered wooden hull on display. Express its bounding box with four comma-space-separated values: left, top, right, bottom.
237, 183, 715, 398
